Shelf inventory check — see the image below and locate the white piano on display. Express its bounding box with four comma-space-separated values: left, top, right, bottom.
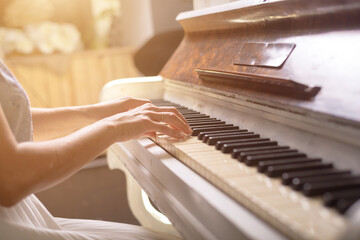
100, 1, 360, 239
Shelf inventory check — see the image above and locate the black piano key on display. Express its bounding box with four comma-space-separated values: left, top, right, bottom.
192, 125, 239, 136
221, 140, 277, 153
155, 104, 187, 109
174, 106, 192, 110
216, 138, 268, 149
153, 102, 184, 106
203, 131, 253, 143
281, 169, 351, 185
174, 106, 187, 109
174, 106, 193, 110
182, 112, 206, 116
184, 114, 210, 119
336, 198, 360, 214
198, 129, 248, 140
217, 138, 270, 151
192, 124, 233, 130
178, 110, 201, 115
245, 152, 307, 166
188, 121, 226, 127
208, 133, 260, 145
187, 119, 223, 124
231, 145, 290, 159
192, 124, 233, 129
266, 162, 333, 178
291, 172, 353, 191
323, 189, 360, 207
187, 118, 219, 123
302, 177, 360, 196
258, 158, 321, 173
238, 148, 297, 162
205, 131, 255, 143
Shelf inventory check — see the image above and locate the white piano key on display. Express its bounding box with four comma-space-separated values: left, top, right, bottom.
155, 135, 347, 240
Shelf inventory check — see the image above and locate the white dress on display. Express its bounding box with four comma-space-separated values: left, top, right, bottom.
0, 59, 180, 240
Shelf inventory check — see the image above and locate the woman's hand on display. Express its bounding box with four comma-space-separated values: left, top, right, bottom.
32, 97, 152, 141
93, 96, 152, 117
108, 102, 193, 142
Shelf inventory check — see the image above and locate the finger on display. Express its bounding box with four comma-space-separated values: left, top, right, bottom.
149, 112, 192, 134
141, 105, 188, 126
159, 106, 188, 125
148, 107, 190, 131
164, 113, 192, 134
150, 122, 187, 139
144, 131, 156, 139
168, 124, 181, 132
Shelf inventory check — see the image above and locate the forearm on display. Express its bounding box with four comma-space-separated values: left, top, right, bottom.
0, 102, 191, 207
32, 97, 150, 141
32, 105, 97, 141
2, 117, 117, 206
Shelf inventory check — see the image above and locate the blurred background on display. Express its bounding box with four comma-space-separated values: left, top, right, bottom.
0, 0, 193, 108
0, 0, 237, 226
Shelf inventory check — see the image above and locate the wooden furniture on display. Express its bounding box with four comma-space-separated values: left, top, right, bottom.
101, 0, 360, 239
5, 47, 139, 108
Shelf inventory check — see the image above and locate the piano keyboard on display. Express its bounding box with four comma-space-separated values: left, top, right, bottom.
152, 99, 358, 240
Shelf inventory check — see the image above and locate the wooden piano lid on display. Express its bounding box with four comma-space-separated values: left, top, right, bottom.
160, 0, 360, 130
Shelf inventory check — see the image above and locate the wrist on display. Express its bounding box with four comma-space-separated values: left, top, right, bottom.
87, 100, 120, 121
101, 115, 121, 142
81, 103, 104, 123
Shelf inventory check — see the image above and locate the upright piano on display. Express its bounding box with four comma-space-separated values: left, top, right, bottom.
100, 0, 360, 239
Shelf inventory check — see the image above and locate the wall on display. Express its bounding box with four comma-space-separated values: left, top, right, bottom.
119, 0, 154, 47
151, 0, 193, 35
120, 0, 192, 47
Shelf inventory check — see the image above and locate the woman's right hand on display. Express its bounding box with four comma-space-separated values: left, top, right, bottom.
107, 103, 193, 142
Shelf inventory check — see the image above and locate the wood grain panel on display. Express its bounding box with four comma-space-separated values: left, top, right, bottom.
160, 0, 360, 127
